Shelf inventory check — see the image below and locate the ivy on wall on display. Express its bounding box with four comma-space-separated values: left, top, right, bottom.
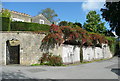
40, 24, 116, 61
40, 24, 109, 50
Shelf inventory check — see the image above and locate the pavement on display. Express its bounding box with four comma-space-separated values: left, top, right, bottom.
0, 56, 119, 80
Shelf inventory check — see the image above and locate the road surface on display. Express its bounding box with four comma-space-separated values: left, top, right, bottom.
0, 57, 119, 79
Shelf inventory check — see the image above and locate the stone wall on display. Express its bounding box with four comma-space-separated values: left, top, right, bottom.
62, 45, 80, 64
1, 32, 46, 65
0, 32, 113, 65
61, 44, 113, 64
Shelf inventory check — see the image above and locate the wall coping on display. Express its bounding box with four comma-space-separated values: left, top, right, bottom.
0, 31, 47, 34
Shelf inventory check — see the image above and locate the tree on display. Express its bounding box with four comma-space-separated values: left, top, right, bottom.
59, 21, 68, 26
83, 11, 106, 33
59, 21, 82, 28
73, 22, 82, 28
40, 8, 58, 23
101, 1, 120, 36
0, 9, 11, 31
1, 9, 11, 17
68, 22, 74, 27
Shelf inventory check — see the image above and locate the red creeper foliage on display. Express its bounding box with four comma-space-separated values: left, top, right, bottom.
41, 24, 108, 50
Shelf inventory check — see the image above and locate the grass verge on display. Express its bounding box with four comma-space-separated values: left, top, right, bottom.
31, 58, 112, 66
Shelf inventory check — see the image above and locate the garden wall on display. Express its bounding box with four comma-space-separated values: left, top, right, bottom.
61, 44, 112, 64
0, 32, 113, 65
1, 31, 46, 65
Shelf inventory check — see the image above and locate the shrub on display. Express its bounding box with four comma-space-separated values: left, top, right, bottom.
31, 64, 41, 66
40, 53, 63, 66
59, 21, 68, 26
106, 37, 116, 55
11, 21, 50, 32
115, 41, 120, 55
1, 17, 10, 31
40, 33, 64, 51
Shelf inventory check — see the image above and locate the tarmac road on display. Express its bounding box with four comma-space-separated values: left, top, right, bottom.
0, 56, 119, 80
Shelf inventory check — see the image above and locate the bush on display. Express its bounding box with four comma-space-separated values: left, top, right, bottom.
31, 64, 41, 66
11, 21, 50, 32
1, 17, 10, 31
115, 41, 120, 55
40, 53, 63, 66
59, 21, 68, 26
106, 37, 116, 55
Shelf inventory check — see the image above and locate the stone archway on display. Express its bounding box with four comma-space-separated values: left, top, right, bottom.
6, 39, 20, 65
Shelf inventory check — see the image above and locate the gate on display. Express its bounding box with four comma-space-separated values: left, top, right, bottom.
6, 40, 20, 65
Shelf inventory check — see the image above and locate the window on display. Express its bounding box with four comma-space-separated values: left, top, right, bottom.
39, 19, 44, 24
12, 18, 24, 22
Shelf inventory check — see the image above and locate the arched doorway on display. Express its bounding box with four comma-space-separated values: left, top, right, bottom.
6, 39, 20, 65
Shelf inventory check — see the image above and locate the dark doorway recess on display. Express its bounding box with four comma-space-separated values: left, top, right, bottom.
6, 40, 20, 65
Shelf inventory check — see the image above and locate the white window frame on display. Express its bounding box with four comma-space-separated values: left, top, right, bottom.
39, 19, 44, 24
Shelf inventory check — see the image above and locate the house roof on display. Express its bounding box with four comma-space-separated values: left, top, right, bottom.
2, 8, 31, 17
11, 10, 31, 17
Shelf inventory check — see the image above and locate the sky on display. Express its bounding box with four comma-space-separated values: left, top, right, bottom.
1, 1, 111, 29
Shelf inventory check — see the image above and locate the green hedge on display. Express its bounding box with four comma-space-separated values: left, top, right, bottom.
1, 17, 50, 32
11, 21, 50, 32
106, 36, 116, 55
1, 17, 10, 31
0, 17, 1, 31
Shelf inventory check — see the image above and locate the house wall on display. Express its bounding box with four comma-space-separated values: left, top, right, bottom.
0, 32, 113, 65
10, 13, 51, 25
2, 9, 51, 25
32, 15, 52, 25
11, 13, 31, 22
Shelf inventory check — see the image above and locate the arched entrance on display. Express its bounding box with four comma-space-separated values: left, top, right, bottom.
6, 39, 20, 65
